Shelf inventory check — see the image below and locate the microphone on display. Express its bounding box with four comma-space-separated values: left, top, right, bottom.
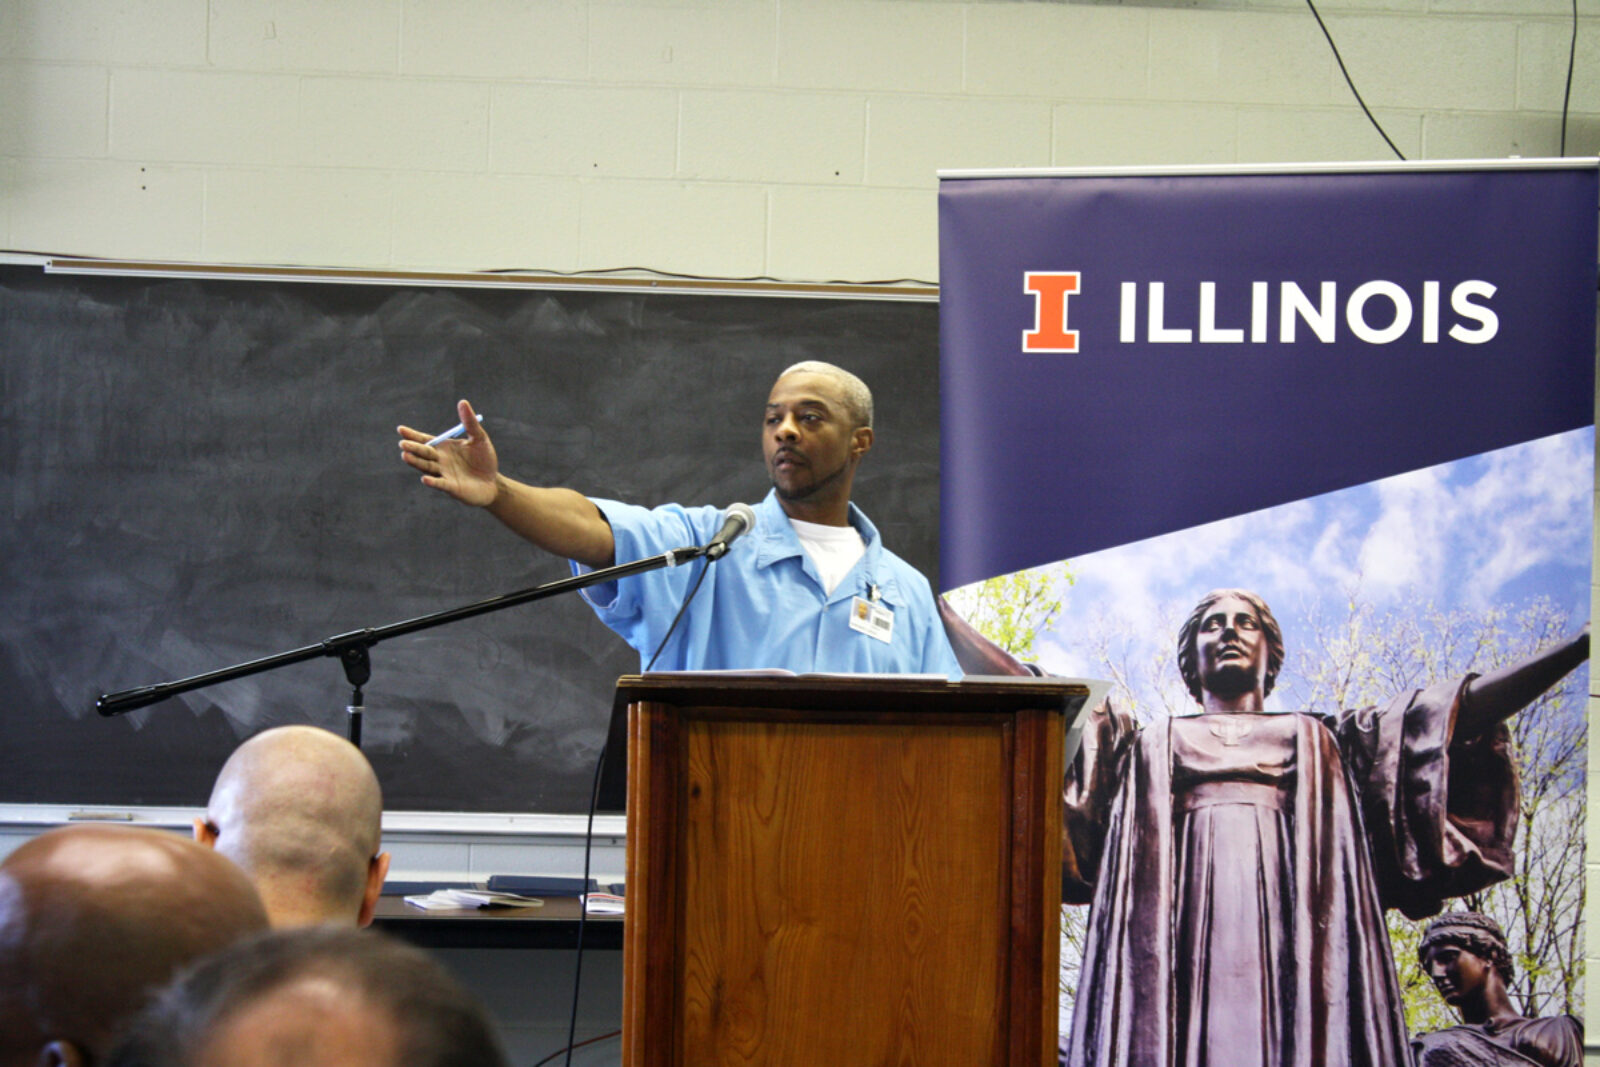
704, 503, 756, 560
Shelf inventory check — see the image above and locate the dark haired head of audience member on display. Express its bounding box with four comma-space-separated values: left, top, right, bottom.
107, 926, 509, 1067
195, 724, 390, 928
0, 823, 269, 1067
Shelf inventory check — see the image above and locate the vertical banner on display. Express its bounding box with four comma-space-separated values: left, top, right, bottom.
938, 162, 1596, 1063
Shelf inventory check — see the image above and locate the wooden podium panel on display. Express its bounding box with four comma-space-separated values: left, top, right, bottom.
619, 675, 1088, 1067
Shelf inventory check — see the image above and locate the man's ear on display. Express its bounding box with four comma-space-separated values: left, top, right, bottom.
851, 426, 874, 458
39, 1039, 87, 1067
193, 817, 219, 848
358, 852, 392, 928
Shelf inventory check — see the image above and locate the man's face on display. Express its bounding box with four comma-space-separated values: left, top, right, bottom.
1424, 943, 1493, 1007
762, 371, 866, 505
1195, 595, 1270, 698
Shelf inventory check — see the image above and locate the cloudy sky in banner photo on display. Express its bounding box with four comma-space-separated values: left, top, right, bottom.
984, 428, 1594, 713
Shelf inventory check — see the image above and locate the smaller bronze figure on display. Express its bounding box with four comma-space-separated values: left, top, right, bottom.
1413, 912, 1583, 1067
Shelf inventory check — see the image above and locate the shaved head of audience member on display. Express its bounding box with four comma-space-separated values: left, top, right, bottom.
196, 725, 390, 928
0, 824, 269, 1067
108, 926, 509, 1067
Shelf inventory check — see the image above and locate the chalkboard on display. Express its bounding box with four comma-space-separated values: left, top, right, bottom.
0, 267, 941, 813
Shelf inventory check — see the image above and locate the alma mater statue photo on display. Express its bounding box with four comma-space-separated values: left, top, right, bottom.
1058, 589, 1588, 1067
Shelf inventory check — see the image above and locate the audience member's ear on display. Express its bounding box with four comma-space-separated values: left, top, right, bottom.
193, 817, 219, 847
39, 1039, 88, 1067
358, 852, 392, 928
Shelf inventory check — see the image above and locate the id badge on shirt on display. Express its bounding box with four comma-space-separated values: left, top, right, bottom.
850, 595, 895, 644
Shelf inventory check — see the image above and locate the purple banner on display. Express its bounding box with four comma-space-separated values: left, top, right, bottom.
938, 164, 1597, 590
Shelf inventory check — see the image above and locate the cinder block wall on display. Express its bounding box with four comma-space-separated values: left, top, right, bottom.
4, 0, 1598, 1054
4, 0, 1593, 279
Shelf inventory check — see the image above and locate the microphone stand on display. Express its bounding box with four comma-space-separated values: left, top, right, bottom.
95, 542, 717, 744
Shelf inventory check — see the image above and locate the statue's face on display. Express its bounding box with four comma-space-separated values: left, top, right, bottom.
1195, 594, 1270, 699
1423, 943, 1493, 1006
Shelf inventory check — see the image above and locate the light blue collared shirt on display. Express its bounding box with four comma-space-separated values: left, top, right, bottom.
573, 490, 962, 677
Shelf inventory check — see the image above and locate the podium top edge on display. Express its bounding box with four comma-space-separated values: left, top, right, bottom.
614, 672, 1105, 705
620, 670, 1097, 685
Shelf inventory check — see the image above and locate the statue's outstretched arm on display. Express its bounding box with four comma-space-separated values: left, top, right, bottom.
1456, 623, 1589, 739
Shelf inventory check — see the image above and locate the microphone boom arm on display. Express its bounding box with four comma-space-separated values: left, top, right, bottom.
95, 543, 715, 717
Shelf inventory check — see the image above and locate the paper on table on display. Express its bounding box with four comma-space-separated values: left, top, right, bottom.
403, 888, 545, 911
583, 892, 625, 915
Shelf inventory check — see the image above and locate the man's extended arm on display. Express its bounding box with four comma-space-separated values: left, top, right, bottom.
398, 398, 616, 569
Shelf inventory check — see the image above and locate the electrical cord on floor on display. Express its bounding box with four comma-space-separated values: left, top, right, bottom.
531, 1027, 622, 1067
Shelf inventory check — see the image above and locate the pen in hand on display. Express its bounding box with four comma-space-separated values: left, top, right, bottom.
424, 415, 485, 448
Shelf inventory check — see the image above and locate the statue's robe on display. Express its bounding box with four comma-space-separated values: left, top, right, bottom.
1413, 1015, 1583, 1067
1062, 679, 1519, 1067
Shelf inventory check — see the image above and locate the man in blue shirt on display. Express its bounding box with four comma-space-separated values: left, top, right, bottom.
398, 362, 961, 677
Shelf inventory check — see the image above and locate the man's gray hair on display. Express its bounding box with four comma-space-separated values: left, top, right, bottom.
107, 927, 510, 1067
778, 361, 874, 429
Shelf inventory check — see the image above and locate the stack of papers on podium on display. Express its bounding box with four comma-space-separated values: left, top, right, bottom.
403, 887, 545, 911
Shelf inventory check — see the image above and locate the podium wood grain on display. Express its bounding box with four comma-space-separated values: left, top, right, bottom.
620, 675, 1076, 1067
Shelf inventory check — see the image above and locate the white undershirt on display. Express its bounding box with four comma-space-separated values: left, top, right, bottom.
790, 517, 866, 596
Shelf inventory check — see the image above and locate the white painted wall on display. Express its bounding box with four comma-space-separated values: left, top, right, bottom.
3, 0, 1597, 1060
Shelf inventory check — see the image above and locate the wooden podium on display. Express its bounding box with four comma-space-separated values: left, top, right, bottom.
616, 673, 1093, 1067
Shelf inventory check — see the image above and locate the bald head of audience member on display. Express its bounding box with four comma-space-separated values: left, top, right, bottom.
107, 927, 509, 1067
0, 824, 269, 1067
196, 726, 390, 929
